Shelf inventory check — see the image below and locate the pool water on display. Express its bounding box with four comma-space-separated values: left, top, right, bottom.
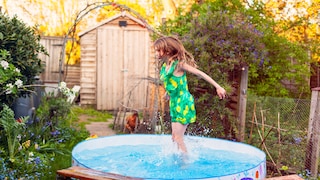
72, 135, 266, 180
76, 144, 262, 179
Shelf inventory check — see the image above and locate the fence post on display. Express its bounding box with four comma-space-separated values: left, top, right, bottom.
237, 66, 248, 142
305, 87, 320, 177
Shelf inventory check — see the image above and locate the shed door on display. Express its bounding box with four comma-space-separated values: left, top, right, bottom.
96, 27, 149, 110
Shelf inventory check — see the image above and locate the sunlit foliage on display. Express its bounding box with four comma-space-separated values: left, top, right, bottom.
0, 0, 165, 65
258, 0, 320, 62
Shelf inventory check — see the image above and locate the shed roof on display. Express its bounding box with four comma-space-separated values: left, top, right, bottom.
78, 11, 149, 37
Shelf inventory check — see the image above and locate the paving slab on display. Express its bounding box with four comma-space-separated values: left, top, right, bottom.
85, 120, 116, 137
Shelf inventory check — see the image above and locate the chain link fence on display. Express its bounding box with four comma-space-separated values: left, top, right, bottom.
245, 94, 312, 177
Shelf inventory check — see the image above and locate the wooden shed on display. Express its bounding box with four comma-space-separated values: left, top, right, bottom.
78, 12, 155, 111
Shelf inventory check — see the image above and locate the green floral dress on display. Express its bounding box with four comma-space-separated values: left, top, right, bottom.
160, 60, 196, 125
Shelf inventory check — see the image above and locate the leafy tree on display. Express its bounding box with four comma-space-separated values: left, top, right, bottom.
159, 0, 196, 20
156, 0, 310, 138
158, 0, 310, 98
0, 13, 47, 105
257, 0, 320, 88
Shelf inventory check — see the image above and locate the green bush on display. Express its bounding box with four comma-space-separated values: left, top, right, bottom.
0, 50, 24, 107
0, 13, 47, 106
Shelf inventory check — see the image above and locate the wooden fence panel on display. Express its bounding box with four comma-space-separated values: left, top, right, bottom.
39, 36, 64, 83
39, 36, 80, 92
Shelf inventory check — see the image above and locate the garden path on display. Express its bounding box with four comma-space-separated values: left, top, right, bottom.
79, 115, 116, 137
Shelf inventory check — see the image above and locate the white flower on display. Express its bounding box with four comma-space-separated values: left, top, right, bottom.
5, 83, 14, 94
64, 88, 71, 95
59, 81, 70, 94
59, 82, 67, 89
15, 68, 20, 73
15, 79, 23, 88
58, 82, 81, 103
29, 152, 34, 157
1, 60, 9, 70
17, 134, 21, 141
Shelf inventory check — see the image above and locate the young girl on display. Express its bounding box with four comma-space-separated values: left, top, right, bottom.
154, 36, 227, 153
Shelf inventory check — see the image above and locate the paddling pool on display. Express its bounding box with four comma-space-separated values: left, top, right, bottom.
72, 134, 266, 180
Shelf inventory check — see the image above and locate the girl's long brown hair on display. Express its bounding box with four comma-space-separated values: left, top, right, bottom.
154, 36, 197, 68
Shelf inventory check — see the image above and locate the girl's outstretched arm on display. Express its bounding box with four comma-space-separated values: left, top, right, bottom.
180, 63, 227, 99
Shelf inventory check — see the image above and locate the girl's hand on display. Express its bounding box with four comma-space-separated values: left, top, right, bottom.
216, 87, 227, 100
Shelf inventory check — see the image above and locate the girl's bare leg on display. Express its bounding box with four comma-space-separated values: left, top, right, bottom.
171, 122, 188, 153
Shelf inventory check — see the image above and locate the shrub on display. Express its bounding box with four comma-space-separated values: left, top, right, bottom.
0, 50, 24, 106
0, 82, 89, 179
0, 13, 47, 105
